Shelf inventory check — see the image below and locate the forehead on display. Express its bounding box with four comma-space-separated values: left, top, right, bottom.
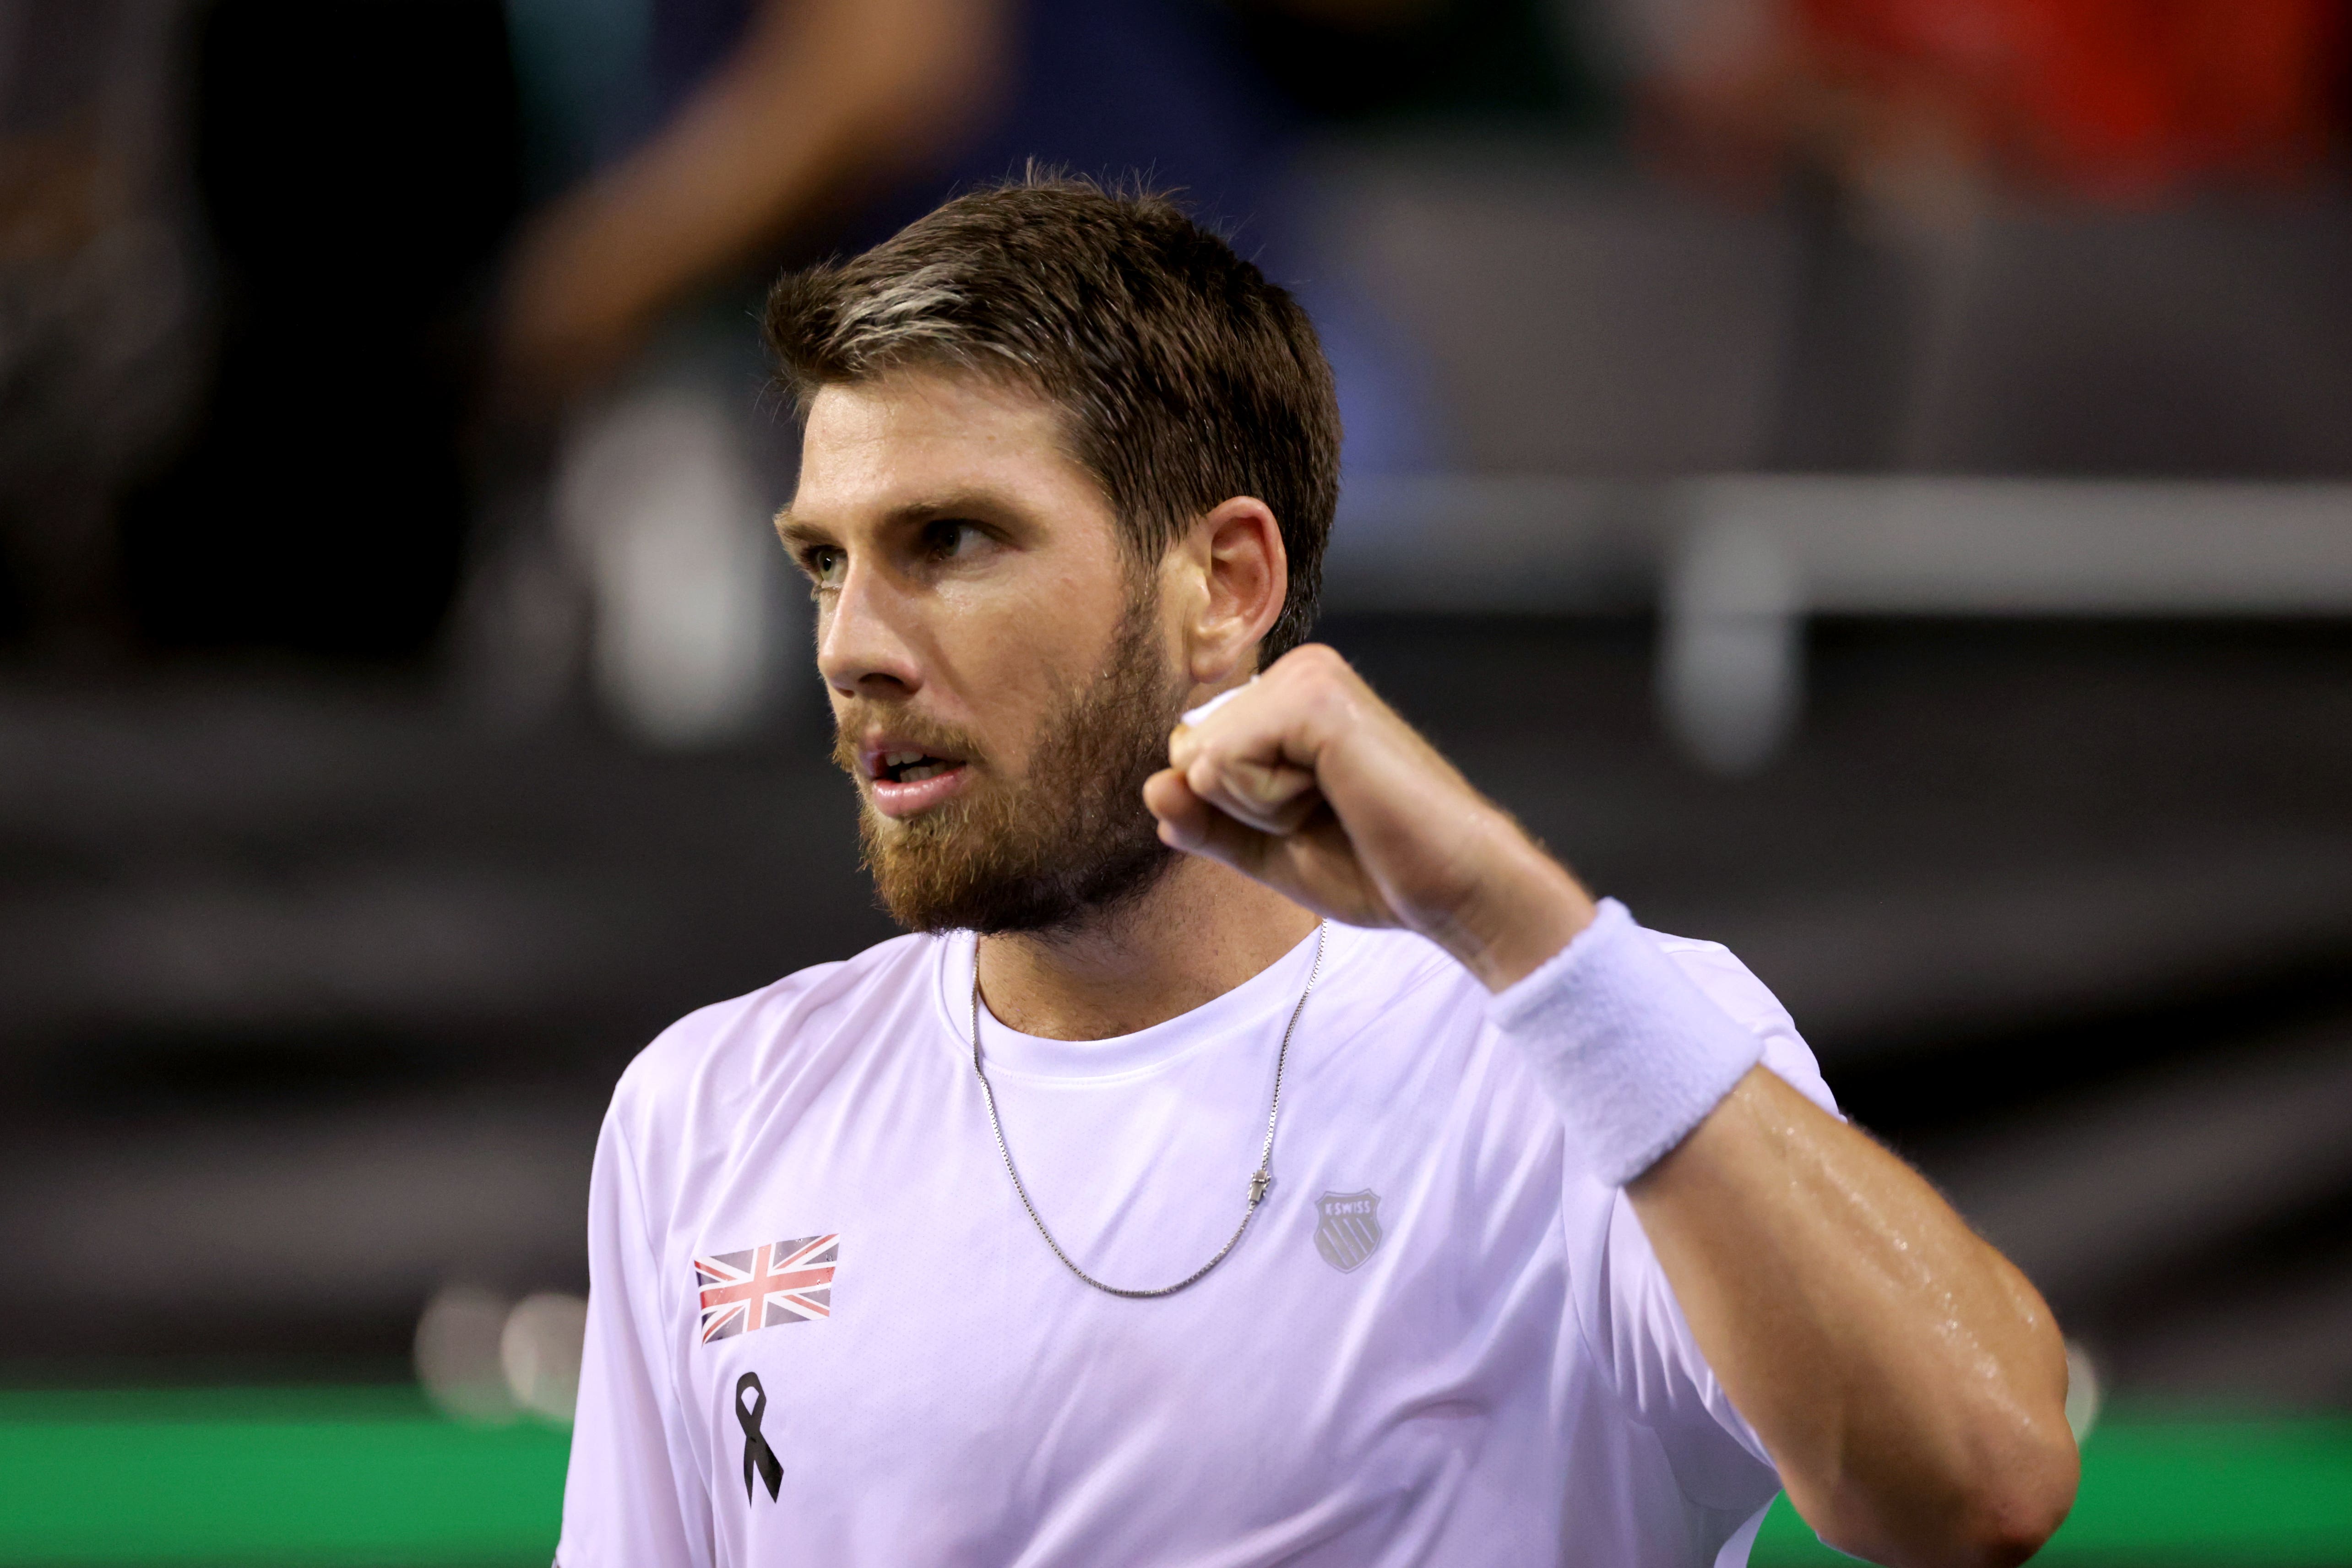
791, 369, 1103, 526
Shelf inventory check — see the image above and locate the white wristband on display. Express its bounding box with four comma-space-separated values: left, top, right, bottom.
1486, 898, 1762, 1187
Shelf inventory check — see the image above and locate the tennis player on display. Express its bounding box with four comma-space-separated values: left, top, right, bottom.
556, 178, 2077, 1568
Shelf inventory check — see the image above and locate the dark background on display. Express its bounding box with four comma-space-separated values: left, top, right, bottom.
1, 0, 2348, 1422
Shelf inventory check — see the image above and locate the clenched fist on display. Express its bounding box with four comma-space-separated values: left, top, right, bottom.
1143, 645, 1599, 992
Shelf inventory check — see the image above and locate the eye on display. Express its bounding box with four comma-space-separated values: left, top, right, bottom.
804, 544, 846, 587
922, 518, 985, 560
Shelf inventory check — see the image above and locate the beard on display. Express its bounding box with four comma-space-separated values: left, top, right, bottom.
831, 587, 1186, 935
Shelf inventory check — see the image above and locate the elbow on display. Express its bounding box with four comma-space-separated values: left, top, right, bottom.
1942, 1455, 2078, 1568
1961, 1383, 2082, 1567
1811, 1418, 2080, 1568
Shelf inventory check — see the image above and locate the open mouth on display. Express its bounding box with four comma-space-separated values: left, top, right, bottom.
862, 742, 973, 818
875, 749, 963, 785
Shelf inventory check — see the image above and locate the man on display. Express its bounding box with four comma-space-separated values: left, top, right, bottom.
558, 178, 2077, 1568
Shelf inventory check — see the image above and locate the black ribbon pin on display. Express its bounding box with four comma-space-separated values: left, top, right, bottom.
736, 1372, 783, 1503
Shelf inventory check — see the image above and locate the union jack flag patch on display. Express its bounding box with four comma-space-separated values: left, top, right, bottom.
695, 1234, 838, 1341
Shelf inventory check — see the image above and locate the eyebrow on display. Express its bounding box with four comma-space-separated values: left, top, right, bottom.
772, 510, 827, 548
776, 490, 1021, 547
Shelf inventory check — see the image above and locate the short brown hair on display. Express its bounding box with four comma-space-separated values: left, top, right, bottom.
764, 175, 1340, 664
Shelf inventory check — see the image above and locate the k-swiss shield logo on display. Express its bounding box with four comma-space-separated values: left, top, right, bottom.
1314, 1190, 1383, 1273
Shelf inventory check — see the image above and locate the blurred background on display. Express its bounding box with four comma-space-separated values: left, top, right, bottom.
1, 0, 2350, 1562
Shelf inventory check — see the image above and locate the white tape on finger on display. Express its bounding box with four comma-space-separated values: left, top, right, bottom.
1181, 675, 1259, 728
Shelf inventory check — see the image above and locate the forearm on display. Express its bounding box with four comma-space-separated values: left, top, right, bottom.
1628, 1069, 2076, 1567
1477, 893, 2075, 1566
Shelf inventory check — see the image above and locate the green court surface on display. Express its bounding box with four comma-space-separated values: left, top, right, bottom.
1754, 1413, 2352, 1566
0, 1388, 2347, 1565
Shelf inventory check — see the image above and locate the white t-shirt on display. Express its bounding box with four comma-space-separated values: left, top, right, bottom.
558, 919, 1837, 1568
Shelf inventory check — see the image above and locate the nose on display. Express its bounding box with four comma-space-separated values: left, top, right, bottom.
815, 559, 924, 699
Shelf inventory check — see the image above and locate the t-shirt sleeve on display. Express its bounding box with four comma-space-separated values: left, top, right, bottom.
1568, 936, 1839, 1517
1654, 935, 1839, 1123
557, 1107, 711, 1568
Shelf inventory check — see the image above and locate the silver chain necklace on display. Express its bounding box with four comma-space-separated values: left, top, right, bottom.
968, 922, 1328, 1299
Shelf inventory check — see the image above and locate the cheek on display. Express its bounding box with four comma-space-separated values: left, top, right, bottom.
946, 589, 1112, 756
967, 644, 1068, 757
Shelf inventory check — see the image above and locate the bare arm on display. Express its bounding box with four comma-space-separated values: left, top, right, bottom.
1630, 1067, 2074, 1565
496, 0, 1003, 406
1147, 642, 2077, 1568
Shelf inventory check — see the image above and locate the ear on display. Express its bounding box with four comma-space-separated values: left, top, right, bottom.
1167, 495, 1288, 687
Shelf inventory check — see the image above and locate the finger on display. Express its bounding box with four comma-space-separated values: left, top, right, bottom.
1168, 675, 1282, 775
1166, 716, 1207, 775
1178, 678, 1257, 730
1149, 770, 1280, 879
1169, 682, 1326, 834
1152, 764, 1394, 928
1142, 767, 1216, 851
1186, 753, 1324, 836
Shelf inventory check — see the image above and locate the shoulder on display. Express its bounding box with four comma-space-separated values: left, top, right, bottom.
1640, 921, 1840, 1118
1318, 919, 1811, 1049
1643, 927, 1792, 1033
607, 930, 942, 1141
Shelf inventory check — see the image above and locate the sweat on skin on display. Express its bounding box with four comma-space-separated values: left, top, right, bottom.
559, 219, 2075, 1567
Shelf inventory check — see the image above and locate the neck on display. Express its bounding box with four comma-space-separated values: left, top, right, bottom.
974, 857, 1320, 1041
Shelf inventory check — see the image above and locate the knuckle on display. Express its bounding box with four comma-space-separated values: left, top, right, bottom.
1301, 671, 1354, 728
1284, 643, 1346, 682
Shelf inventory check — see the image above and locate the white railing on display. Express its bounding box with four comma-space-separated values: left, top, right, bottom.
1330, 475, 2352, 771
